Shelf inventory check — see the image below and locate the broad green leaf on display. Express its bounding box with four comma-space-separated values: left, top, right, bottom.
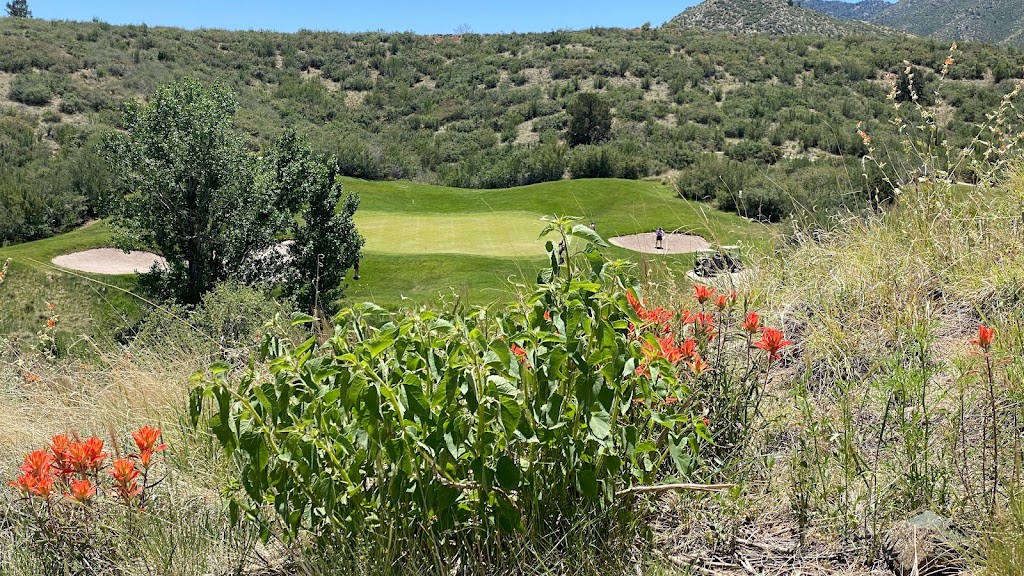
589, 409, 611, 440
570, 223, 609, 247
576, 468, 598, 500
495, 456, 521, 490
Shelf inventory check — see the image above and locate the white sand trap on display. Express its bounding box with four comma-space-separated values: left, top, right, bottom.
52, 248, 167, 275
609, 232, 711, 254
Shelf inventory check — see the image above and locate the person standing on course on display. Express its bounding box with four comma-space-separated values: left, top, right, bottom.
655, 227, 664, 250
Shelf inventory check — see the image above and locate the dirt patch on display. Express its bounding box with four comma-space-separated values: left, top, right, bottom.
52, 248, 166, 275
344, 90, 366, 109
514, 120, 539, 145
609, 232, 711, 255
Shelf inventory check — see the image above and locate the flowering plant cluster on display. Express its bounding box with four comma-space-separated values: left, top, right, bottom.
6, 427, 168, 572
0, 257, 10, 286
627, 284, 791, 375
9, 426, 167, 508
625, 283, 792, 455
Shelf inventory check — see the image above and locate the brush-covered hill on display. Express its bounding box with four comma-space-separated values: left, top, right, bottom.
667, 0, 887, 36
2, 16, 1024, 246
796, 0, 891, 21
872, 0, 1024, 45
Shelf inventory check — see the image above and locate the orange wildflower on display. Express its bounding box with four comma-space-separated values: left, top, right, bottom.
110, 458, 142, 501
676, 339, 697, 361
741, 311, 760, 334
50, 434, 74, 475
68, 478, 96, 503
971, 325, 995, 351
754, 328, 793, 361
693, 284, 715, 305
69, 437, 108, 473
19, 450, 53, 478
132, 426, 167, 468
688, 353, 712, 377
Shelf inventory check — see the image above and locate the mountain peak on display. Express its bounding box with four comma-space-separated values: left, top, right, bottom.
668, 0, 886, 37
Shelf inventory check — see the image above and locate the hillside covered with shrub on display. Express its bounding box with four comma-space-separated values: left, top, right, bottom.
3, 17, 1024, 244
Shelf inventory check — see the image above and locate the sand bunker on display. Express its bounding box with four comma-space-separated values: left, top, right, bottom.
52, 248, 167, 275
609, 232, 711, 255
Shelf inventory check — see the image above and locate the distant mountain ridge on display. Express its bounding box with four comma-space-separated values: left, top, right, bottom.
671, 0, 1024, 46
787, 0, 1024, 45
871, 0, 1024, 45
668, 0, 887, 37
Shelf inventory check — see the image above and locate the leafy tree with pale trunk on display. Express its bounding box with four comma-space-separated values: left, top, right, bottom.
104, 80, 363, 309
102, 79, 291, 304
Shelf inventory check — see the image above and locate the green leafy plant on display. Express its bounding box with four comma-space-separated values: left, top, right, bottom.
190, 233, 792, 567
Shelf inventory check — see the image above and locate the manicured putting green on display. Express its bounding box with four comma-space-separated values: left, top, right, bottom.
356, 211, 547, 257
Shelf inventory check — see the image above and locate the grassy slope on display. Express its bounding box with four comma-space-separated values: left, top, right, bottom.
0, 178, 766, 336
0, 223, 144, 347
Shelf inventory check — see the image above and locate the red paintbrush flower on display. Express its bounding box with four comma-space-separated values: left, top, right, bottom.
971, 325, 994, 351
68, 478, 96, 503
741, 311, 760, 334
754, 327, 792, 361
50, 434, 74, 475
133, 426, 167, 469
676, 339, 697, 361
688, 353, 712, 377
19, 450, 52, 478
110, 458, 142, 501
693, 285, 715, 305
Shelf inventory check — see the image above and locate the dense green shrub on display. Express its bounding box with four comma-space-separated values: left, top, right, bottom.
8, 72, 54, 105
674, 154, 752, 205
734, 181, 792, 223
568, 145, 650, 179
134, 282, 287, 355
191, 265, 703, 561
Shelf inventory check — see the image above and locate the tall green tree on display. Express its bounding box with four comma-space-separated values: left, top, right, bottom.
102, 79, 290, 304
566, 92, 612, 147
5, 0, 29, 17
268, 129, 363, 313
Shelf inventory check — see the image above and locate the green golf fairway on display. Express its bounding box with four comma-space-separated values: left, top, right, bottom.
356, 211, 547, 257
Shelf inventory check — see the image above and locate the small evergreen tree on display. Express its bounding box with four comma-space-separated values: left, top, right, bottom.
5, 0, 30, 18
566, 92, 612, 147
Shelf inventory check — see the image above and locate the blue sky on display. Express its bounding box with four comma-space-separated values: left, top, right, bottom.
26, 0, 861, 34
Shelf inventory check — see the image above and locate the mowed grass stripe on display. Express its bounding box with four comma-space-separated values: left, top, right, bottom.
356, 211, 547, 257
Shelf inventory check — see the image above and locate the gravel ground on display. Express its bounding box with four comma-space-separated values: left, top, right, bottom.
51, 248, 167, 275
609, 232, 711, 254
